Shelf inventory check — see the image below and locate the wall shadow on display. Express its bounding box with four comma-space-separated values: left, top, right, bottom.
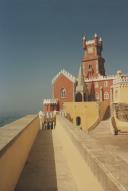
15, 130, 58, 191
102, 105, 110, 120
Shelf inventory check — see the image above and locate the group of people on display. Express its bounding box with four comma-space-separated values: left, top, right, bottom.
39, 111, 57, 130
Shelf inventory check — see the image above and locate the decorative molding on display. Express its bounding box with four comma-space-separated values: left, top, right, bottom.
86, 40, 95, 45
85, 75, 115, 82
113, 76, 128, 85
52, 69, 76, 84
43, 99, 58, 104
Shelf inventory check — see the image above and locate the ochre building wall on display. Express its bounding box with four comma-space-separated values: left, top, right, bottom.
99, 100, 110, 120
63, 102, 99, 131
113, 85, 128, 103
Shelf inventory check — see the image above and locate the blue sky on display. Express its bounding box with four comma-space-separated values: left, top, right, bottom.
0, 0, 128, 114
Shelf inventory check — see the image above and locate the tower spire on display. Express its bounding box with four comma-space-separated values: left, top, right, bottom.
78, 64, 84, 86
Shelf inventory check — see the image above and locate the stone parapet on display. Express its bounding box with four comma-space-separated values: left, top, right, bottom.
58, 116, 128, 191
0, 115, 40, 191
113, 76, 128, 86
85, 75, 115, 82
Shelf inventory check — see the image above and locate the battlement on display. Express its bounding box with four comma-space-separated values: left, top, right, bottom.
82, 33, 102, 49
86, 40, 95, 45
85, 75, 115, 82
113, 76, 128, 86
43, 98, 58, 104
52, 69, 76, 84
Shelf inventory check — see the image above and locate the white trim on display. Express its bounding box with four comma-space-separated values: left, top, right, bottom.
43, 99, 58, 104
85, 75, 115, 82
86, 40, 95, 45
113, 76, 128, 86
60, 88, 66, 98
52, 69, 76, 84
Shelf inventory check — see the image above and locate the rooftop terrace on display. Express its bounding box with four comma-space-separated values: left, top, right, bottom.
0, 115, 128, 191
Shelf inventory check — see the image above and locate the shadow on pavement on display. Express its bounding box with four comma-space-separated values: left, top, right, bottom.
15, 130, 58, 191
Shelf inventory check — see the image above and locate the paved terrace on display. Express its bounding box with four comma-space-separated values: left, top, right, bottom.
16, 115, 128, 191
16, 116, 104, 191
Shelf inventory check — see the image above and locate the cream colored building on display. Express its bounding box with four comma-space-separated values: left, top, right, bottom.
113, 71, 128, 103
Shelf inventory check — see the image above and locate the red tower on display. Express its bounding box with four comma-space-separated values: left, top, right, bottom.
82, 34, 105, 78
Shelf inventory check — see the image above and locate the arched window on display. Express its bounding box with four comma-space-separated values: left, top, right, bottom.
104, 92, 109, 100
60, 88, 66, 98
75, 92, 82, 102
104, 81, 108, 87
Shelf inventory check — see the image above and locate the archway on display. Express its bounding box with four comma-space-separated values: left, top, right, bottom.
76, 116, 81, 126
75, 92, 82, 102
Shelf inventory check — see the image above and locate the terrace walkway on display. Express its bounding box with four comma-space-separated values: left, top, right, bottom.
16, 116, 104, 191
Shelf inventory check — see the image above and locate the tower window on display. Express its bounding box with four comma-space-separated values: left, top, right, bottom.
89, 64, 92, 69
75, 92, 82, 102
60, 88, 66, 98
104, 81, 108, 87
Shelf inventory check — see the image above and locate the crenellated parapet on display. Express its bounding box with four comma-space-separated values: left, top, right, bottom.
85, 74, 115, 82
113, 76, 128, 87
52, 69, 76, 84
43, 98, 58, 105
112, 71, 128, 104
82, 33, 103, 50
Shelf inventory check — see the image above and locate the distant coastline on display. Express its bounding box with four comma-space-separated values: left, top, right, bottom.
0, 113, 26, 127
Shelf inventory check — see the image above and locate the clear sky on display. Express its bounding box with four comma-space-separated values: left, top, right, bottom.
0, 0, 128, 114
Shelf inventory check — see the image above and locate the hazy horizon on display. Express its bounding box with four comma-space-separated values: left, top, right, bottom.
0, 0, 128, 114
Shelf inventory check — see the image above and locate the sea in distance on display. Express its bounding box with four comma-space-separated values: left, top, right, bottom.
0, 112, 27, 127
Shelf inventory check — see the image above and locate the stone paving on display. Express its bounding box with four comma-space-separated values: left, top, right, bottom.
59, 117, 128, 191
16, 116, 104, 191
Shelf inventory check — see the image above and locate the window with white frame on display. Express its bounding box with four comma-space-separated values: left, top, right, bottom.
95, 92, 99, 100
95, 82, 99, 88
104, 92, 109, 100
60, 88, 66, 98
104, 81, 108, 87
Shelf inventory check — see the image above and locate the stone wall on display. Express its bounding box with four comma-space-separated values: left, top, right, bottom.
63, 102, 99, 131
0, 115, 40, 191
99, 100, 110, 120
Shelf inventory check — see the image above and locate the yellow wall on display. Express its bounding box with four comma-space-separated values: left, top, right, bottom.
111, 80, 128, 132
99, 100, 110, 120
113, 85, 128, 103
0, 115, 40, 191
63, 102, 99, 131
